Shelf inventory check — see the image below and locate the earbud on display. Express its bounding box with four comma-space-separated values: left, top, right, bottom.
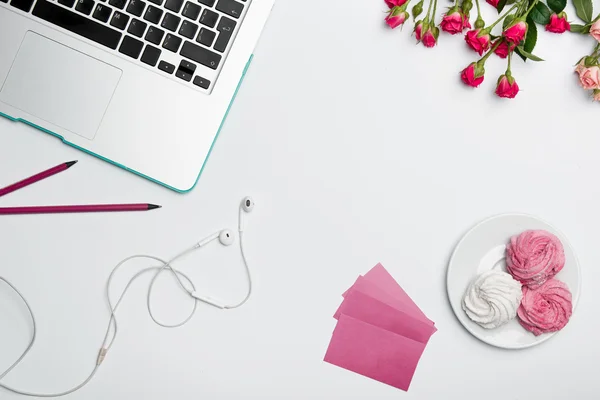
242, 197, 254, 213
219, 229, 235, 246
239, 196, 254, 232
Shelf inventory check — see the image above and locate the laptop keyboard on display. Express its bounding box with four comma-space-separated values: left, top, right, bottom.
3, 0, 249, 92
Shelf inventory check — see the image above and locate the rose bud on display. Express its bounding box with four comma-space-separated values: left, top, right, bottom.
593, 89, 600, 102
462, 11, 472, 29
503, 19, 528, 44
462, 0, 473, 14
486, 0, 499, 7
495, 74, 520, 98
465, 29, 491, 55
414, 20, 425, 41
461, 62, 485, 87
576, 65, 600, 90
589, 19, 600, 42
385, 0, 408, 8
422, 26, 439, 47
493, 39, 516, 58
440, 8, 465, 34
385, 7, 410, 29
412, 0, 424, 19
545, 12, 570, 33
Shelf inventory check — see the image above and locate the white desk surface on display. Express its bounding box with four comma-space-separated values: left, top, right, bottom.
1, 1, 599, 399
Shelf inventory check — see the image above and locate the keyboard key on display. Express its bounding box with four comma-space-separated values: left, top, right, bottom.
180, 40, 221, 69
197, 0, 214, 5
182, 1, 200, 20
176, 67, 193, 81
92, 4, 112, 22
179, 59, 196, 74
10, 0, 35, 12
199, 9, 218, 27
216, 0, 242, 19
141, 45, 161, 66
32, 0, 122, 49
162, 33, 182, 52
119, 35, 144, 58
110, 11, 129, 29
143, 5, 162, 24
147, 0, 161, 4
196, 28, 215, 46
214, 15, 235, 52
127, 18, 147, 37
158, 60, 175, 74
1, 0, 8, 3
145, 26, 165, 44
108, 0, 125, 8
193, 76, 210, 89
164, 0, 183, 12
58, 0, 76, 8
126, 0, 145, 16
75, 0, 95, 15
161, 13, 181, 31
179, 21, 198, 39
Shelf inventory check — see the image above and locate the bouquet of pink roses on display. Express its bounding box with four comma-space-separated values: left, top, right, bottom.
384, 0, 600, 101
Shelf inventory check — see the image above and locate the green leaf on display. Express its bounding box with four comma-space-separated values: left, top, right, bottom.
570, 23, 590, 33
497, 0, 508, 13
573, 0, 593, 23
515, 47, 527, 62
529, 2, 552, 25
547, 0, 566, 13
503, 14, 515, 29
524, 16, 537, 53
516, 46, 545, 61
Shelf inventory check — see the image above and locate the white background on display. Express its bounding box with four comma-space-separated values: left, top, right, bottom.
1, 0, 600, 398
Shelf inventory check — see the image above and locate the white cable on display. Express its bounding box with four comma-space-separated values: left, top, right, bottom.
0, 216, 253, 397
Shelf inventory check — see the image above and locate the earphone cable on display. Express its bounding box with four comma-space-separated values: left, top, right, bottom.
0, 205, 253, 397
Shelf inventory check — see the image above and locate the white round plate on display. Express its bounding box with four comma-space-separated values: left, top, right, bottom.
447, 214, 581, 349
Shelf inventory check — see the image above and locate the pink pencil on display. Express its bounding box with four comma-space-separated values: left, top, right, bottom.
0, 161, 77, 198
0, 204, 161, 215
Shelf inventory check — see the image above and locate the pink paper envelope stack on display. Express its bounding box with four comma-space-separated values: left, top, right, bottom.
324, 263, 437, 392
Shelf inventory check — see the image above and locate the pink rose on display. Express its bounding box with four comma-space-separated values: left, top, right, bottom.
462, 13, 471, 30
545, 12, 570, 34
385, 0, 407, 8
414, 21, 424, 41
385, 8, 409, 29
503, 20, 528, 44
590, 19, 600, 42
440, 10, 465, 35
464, 29, 491, 55
493, 39, 516, 58
460, 62, 485, 87
577, 66, 600, 90
422, 27, 438, 48
506, 230, 565, 289
486, 0, 499, 7
495, 74, 519, 98
575, 59, 586, 74
517, 279, 572, 336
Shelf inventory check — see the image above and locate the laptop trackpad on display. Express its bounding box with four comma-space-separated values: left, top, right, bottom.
0, 32, 121, 140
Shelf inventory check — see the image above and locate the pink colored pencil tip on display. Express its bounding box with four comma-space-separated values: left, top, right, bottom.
65, 160, 78, 168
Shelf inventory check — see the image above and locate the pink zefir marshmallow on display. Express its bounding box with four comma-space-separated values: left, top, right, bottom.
506, 230, 565, 289
517, 278, 572, 336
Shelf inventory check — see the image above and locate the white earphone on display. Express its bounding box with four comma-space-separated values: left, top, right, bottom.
0, 197, 256, 397
190, 196, 255, 309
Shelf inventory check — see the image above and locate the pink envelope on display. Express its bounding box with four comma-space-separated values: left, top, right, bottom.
334, 276, 435, 326
324, 314, 426, 392
336, 290, 437, 343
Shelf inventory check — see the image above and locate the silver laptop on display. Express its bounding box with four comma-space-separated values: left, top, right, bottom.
0, 0, 274, 192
